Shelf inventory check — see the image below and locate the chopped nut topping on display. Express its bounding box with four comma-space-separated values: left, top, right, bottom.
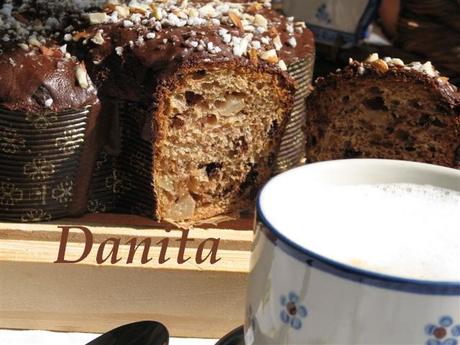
73, 31, 91, 41
116, 4, 130, 18
17, 43, 29, 51
44, 98, 53, 108
248, 3, 263, 14
249, 48, 259, 65
115, 46, 124, 56
146, 32, 156, 40
86, 12, 109, 25
123, 19, 134, 28
150, 4, 163, 20
372, 59, 389, 73
229, 10, 244, 32
28, 36, 41, 47
438, 76, 450, 83
76, 62, 90, 89
267, 27, 279, 38
273, 35, 282, 51
354, 54, 443, 79
254, 14, 268, 29
366, 53, 379, 63
233, 35, 249, 57
261, 49, 278, 63
0, 0, 303, 70
40, 46, 63, 58
278, 59, 287, 71
91, 31, 105, 45
288, 37, 297, 48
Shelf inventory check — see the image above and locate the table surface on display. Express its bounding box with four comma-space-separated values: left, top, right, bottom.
0, 330, 217, 345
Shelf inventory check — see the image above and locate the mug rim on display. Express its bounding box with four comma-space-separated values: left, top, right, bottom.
256, 159, 460, 296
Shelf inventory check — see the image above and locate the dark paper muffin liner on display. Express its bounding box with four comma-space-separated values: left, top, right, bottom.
275, 53, 315, 174
87, 101, 154, 217
0, 107, 92, 222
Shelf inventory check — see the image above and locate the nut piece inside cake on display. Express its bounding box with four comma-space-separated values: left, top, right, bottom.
155, 65, 292, 222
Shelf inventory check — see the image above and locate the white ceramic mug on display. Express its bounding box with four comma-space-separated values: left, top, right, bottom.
245, 159, 460, 345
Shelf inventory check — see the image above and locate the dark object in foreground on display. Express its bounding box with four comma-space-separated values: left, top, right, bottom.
87, 322, 244, 345
87, 321, 169, 345
216, 326, 245, 345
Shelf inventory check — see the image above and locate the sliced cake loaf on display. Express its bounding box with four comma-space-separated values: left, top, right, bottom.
305, 54, 460, 168
154, 61, 294, 221
69, 0, 313, 222
0, 0, 314, 223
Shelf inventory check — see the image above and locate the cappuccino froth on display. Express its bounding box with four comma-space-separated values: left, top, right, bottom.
263, 183, 460, 282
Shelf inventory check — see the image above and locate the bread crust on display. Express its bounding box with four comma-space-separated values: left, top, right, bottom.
312, 61, 459, 110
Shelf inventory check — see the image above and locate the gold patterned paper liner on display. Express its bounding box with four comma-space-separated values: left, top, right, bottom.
0, 107, 91, 222
0, 114, 87, 125
87, 101, 155, 217
0, 132, 85, 142
275, 53, 315, 174
0, 210, 69, 222
0, 122, 88, 134
0, 152, 85, 163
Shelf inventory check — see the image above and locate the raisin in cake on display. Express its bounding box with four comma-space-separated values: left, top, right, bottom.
305, 54, 460, 168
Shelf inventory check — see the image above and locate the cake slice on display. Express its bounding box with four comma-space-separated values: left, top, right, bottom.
154, 60, 293, 221
305, 54, 460, 168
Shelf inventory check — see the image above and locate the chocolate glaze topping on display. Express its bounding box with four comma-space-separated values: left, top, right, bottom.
0, 45, 99, 112
0, 0, 314, 111
0, 0, 315, 221
75, 1, 313, 67
75, 0, 313, 102
0, 2, 99, 112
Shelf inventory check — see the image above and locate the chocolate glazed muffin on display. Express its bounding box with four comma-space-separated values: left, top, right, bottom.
0, 2, 101, 221
305, 54, 460, 169
0, 0, 314, 223
70, 0, 314, 222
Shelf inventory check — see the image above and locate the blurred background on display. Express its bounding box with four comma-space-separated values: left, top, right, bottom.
274, 0, 460, 86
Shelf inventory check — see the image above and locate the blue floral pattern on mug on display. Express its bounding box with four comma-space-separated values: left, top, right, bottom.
280, 292, 308, 330
246, 305, 256, 332
425, 316, 460, 345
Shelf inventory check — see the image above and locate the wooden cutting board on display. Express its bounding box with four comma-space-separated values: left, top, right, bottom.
0, 214, 254, 338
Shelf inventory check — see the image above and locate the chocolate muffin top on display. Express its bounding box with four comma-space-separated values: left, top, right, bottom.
0, 1, 99, 112
0, 0, 314, 111
69, 0, 314, 68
